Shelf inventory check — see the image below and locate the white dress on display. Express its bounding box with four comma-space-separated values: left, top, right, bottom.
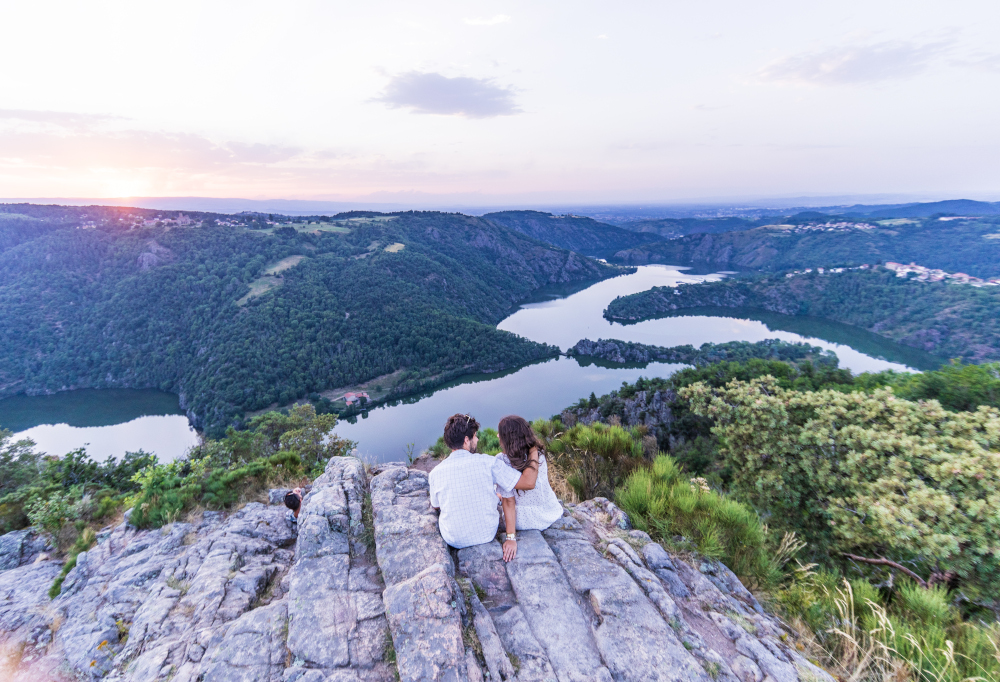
495, 452, 564, 531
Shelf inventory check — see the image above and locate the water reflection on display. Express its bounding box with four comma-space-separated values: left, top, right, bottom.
1, 389, 198, 462
499, 265, 931, 374
0, 388, 185, 432
13, 416, 200, 463
334, 356, 688, 461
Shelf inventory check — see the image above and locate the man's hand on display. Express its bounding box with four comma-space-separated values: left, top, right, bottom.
502, 539, 517, 562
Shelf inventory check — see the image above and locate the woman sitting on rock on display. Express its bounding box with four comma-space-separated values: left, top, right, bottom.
496, 415, 564, 561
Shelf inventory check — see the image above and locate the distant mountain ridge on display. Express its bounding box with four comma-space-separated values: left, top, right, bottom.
618, 216, 761, 239
610, 215, 1000, 279
482, 210, 661, 258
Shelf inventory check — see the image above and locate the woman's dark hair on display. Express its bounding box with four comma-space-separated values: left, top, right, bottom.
443, 413, 480, 450
284, 491, 301, 512
498, 415, 542, 473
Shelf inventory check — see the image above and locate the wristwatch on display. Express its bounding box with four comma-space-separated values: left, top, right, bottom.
505, 533, 516, 542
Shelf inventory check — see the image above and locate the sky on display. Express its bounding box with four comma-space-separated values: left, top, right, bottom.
1, 0, 998, 205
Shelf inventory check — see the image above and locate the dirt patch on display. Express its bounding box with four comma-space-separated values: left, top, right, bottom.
409, 454, 442, 473
264, 255, 305, 275
237, 275, 282, 306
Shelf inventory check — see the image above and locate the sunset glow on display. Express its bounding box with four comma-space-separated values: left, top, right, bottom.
1, 0, 998, 204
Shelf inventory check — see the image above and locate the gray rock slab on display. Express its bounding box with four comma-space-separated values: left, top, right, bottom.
733, 634, 799, 682
491, 606, 557, 682
201, 601, 288, 682
505, 530, 611, 682
0, 529, 31, 570
731, 655, 764, 682
371, 467, 452, 587
542, 530, 710, 682
286, 456, 389, 676
382, 563, 467, 682
641, 543, 675, 571
606, 544, 682, 623
462, 575, 516, 682
456, 542, 516, 612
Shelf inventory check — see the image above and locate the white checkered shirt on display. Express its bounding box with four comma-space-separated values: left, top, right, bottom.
428, 449, 522, 549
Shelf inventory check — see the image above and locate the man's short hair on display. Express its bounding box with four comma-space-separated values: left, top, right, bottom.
284, 491, 301, 512
443, 414, 480, 450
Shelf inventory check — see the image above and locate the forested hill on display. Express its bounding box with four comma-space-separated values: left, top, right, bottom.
610, 215, 1000, 279
0, 207, 623, 434
482, 210, 660, 258
618, 216, 760, 239
604, 267, 1000, 363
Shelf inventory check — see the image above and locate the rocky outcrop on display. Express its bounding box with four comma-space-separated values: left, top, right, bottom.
1, 456, 834, 682
563, 386, 679, 442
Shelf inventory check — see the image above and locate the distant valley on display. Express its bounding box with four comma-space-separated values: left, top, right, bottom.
3, 198, 1000, 436
0, 205, 623, 434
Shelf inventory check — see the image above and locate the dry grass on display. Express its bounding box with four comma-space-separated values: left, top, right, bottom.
264, 255, 305, 275
383, 243, 405, 253
236, 276, 282, 306
546, 457, 578, 503
798, 579, 1000, 682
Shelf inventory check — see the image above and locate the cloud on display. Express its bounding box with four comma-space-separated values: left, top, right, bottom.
464, 14, 510, 26
755, 39, 952, 86
0, 128, 303, 170
224, 141, 302, 164
375, 72, 520, 118
0, 108, 124, 130
956, 53, 1000, 74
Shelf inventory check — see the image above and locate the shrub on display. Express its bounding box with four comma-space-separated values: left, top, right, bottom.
894, 582, 954, 627
617, 455, 777, 585
682, 376, 1000, 604
27, 492, 74, 536
540, 421, 646, 500
477, 428, 501, 455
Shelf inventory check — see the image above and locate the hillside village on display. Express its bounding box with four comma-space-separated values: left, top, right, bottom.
884, 261, 1000, 285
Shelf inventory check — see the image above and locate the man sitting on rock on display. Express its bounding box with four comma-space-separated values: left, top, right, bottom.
429, 413, 539, 562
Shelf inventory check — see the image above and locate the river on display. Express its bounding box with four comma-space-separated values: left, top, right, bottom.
0, 265, 940, 463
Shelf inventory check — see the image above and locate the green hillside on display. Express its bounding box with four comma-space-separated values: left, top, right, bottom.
0, 207, 622, 434
610, 215, 1000, 279
619, 216, 760, 239
483, 210, 660, 258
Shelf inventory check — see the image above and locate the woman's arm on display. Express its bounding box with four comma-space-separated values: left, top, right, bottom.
512, 447, 540, 490
502, 496, 517, 562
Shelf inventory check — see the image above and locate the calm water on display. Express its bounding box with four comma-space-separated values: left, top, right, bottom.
336, 265, 938, 458
1, 389, 198, 462
1, 265, 941, 462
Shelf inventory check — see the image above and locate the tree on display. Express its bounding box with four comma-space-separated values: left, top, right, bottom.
682, 377, 1000, 601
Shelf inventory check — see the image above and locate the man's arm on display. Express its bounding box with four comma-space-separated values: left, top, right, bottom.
512, 447, 540, 490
